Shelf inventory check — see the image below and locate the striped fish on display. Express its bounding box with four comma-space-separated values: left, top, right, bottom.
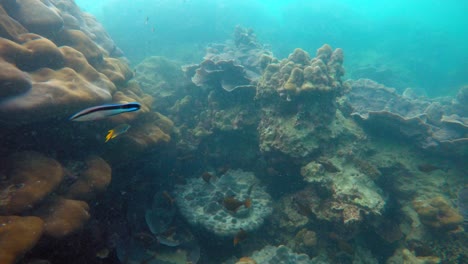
69, 102, 141, 121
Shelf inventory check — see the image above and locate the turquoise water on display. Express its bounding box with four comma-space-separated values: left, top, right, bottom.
1, 1, 467, 263
76, 0, 467, 96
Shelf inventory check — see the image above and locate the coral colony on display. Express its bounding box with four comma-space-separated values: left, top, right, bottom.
0, 2, 466, 264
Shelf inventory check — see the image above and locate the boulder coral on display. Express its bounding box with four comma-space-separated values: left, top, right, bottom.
0, 151, 64, 214
0, 35, 116, 124
0, 151, 112, 261
0, 0, 136, 125
0, 216, 44, 264
33, 197, 90, 238
413, 196, 463, 231
65, 156, 112, 201
258, 44, 345, 101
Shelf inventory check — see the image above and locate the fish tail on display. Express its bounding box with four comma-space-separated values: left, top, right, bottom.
105, 130, 114, 142
244, 198, 252, 208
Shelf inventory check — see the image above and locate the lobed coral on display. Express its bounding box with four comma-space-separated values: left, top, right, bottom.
0, 216, 44, 264
413, 196, 463, 231
0, 151, 63, 214
257, 45, 345, 101
0, 151, 112, 261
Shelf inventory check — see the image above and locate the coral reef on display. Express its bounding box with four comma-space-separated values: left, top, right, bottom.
300, 155, 386, 223
175, 170, 272, 237
0, 151, 112, 257
413, 196, 463, 231
184, 26, 272, 92
34, 197, 90, 238
0, 216, 44, 264
134, 56, 191, 113
257, 45, 345, 101
64, 156, 111, 200
346, 79, 468, 158
249, 245, 313, 264
0, 0, 134, 125
256, 45, 349, 162
0, 151, 63, 214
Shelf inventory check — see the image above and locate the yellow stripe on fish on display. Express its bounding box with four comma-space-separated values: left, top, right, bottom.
105, 124, 131, 143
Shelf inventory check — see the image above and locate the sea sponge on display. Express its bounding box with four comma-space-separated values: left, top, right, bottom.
0, 216, 44, 264
0, 151, 63, 214
413, 196, 463, 231
33, 197, 90, 238
65, 156, 112, 201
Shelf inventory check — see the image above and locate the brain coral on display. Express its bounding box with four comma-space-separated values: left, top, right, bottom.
175, 169, 272, 237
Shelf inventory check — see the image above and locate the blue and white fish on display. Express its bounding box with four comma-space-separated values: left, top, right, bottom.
69, 102, 141, 121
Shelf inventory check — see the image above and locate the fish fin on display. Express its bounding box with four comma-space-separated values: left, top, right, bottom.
105, 130, 114, 142
244, 198, 252, 208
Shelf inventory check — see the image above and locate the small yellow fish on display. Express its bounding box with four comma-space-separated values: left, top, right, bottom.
105, 123, 131, 142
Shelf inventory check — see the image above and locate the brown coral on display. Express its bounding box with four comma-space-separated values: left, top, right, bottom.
295, 228, 317, 247
0, 216, 44, 264
236, 257, 257, 264
0, 151, 64, 214
0, 35, 118, 124
413, 196, 463, 231
65, 156, 112, 201
55, 29, 104, 65
33, 197, 90, 238
258, 44, 345, 101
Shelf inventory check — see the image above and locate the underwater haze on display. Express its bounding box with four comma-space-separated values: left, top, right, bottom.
1, 0, 468, 263
76, 0, 468, 96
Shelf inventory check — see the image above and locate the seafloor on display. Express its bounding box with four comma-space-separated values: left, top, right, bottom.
0, 1, 467, 264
